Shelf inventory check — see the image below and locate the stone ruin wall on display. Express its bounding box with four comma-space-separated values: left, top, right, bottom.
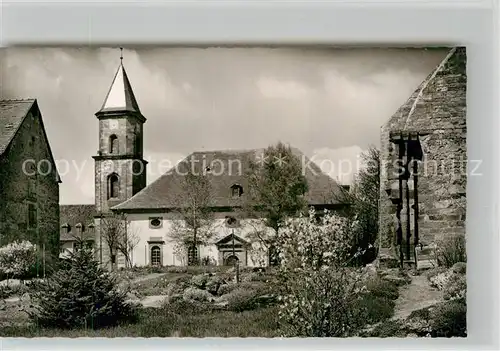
379, 47, 467, 259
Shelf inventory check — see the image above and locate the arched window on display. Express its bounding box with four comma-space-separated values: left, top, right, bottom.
108, 173, 120, 199
151, 246, 161, 266
109, 134, 119, 154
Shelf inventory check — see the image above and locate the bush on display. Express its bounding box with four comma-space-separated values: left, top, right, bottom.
225, 287, 259, 312
276, 209, 367, 337
190, 273, 211, 289
205, 275, 226, 295
0, 282, 30, 299
429, 299, 467, 337
365, 277, 399, 301
355, 277, 399, 325
183, 287, 214, 302
0, 241, 37, 279
436, 234, 466, 268
357, 294, 395, 324
443, 274, 466, 301
166, 298, 215, 315
28, 244, 139, 329
426, 266, 448, 281
428, 270, 453, 291
452, 262, 466, 275
217, 283, 236, 296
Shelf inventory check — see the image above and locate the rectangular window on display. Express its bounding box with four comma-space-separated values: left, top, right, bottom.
28, 203, 37, 228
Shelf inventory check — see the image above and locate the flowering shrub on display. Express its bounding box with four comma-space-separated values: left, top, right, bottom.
0, 241, 37, 279
276, 208, 367, 337
443, 273, 466, 301
429, 269, 453, 290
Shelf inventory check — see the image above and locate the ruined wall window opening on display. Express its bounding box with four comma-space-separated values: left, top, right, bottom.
27, 203, 37, 229
108, 173, 120, 199
150, 245, 161, 266
231, 184, 243, 198
134, 125, 141, 156
109, 134, 119, 154
28, 178, 36, 199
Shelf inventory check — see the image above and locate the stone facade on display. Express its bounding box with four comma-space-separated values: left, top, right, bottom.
92, 79, 148, 214
379, 47, 467, 264
0, 100, 61, 262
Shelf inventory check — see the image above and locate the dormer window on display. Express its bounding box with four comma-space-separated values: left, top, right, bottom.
61, 223, 71, 233
75, 223, 83, 232
109, 134, 119, 154
230, 184, 243, 198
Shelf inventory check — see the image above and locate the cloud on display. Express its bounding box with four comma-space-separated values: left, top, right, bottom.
310, 146, 365, 184
0, 47, 448, 204
256, 77, 312, 99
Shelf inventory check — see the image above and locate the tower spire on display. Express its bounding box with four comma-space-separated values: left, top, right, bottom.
97, 47, 142, 115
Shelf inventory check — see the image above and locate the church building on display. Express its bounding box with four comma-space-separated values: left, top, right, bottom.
61, 53, 347, 268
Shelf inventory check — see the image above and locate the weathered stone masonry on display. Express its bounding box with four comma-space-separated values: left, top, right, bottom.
379, 48, 467, 264
0, 100, 61, 262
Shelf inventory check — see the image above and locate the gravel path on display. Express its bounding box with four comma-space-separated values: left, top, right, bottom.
393, 274, 443, 320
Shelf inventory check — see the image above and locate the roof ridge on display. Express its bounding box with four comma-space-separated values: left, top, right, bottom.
190, 148, 260, 154
0, 98, 36, 103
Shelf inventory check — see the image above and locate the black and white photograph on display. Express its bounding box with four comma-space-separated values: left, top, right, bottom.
0, 46, 467, 337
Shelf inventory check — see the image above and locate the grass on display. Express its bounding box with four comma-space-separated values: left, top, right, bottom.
0, 305, 281, 338
0, 267, 402, 338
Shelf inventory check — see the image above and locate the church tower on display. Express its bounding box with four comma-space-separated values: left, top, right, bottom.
93, 49, 147, 214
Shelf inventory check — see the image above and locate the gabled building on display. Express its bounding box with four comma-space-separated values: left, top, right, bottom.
111, 148, 346, 267
63, 54, 347, 269
59, 204, 96, 258
0, 99, 61, 262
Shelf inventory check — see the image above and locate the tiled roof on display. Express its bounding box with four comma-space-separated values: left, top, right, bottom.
59, 204, 97, 241
113, 147, 345, 212
97, 63, 141, 114
0, 99, 36, 155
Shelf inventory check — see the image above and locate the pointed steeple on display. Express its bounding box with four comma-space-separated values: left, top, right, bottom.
98, 48, 141, 114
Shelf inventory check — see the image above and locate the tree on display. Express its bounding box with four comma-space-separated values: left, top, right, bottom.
170, 172, 216, 266
276, 208, 366, 337
0, 240, 37, 282
99, 213, 139, 270
244, 142, 308, 265
335, 146, 380, 265
28, 239, 138, 329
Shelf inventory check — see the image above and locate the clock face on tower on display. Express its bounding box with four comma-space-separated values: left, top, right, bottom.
109, 120, 118, 129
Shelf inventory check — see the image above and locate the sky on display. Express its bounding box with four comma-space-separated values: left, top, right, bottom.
0, 47, 447, 205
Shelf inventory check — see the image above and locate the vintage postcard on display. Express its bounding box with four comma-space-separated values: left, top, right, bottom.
0, 46, 466, 337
